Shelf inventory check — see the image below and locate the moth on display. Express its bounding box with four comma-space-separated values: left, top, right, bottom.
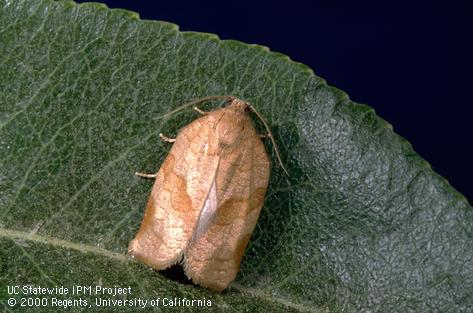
128, 96, 286, 291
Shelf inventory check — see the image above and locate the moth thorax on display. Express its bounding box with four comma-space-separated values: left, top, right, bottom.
215, 112, 250, 151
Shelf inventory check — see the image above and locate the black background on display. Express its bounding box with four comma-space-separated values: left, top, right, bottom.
75, 1, 473, 202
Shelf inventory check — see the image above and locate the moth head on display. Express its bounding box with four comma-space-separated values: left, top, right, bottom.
214, 98, 249, 150
226, 97, 250, 115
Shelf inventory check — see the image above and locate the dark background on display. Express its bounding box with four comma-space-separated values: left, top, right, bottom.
75, 1, 473, 202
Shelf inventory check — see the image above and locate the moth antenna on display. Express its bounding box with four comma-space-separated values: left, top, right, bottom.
247, 104, 289, 176
157, 95, 232, 119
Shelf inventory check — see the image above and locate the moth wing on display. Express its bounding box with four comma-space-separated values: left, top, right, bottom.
183, 132, 270, 291
128, 116, 219, 269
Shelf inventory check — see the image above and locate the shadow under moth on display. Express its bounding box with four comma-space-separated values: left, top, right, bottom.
128, 96, 286, 291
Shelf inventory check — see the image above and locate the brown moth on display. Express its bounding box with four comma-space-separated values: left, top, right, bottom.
128, 96, 286, 291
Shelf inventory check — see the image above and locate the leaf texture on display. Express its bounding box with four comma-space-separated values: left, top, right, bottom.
0, 1, 472, 312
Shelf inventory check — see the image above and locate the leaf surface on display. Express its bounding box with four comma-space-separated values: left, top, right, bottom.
0, 1, 472, 312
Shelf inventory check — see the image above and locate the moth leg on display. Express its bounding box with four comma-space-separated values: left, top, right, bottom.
259, 133, 271, 139
159, 133, 176, 143
135, 172, 158, 179
194, 106, 208, 115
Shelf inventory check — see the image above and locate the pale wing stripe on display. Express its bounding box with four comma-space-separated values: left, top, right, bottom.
193, 177, 218, 241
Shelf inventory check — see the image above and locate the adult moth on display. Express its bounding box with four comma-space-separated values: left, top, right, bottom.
128, 96, 286, 291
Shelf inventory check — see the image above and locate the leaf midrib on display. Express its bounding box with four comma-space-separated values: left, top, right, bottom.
0, 226, 325, 313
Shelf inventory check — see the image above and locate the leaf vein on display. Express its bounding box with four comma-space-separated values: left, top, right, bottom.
0, 227, 322, 313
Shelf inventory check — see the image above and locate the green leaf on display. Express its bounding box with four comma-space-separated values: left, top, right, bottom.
1, 1, 471, 312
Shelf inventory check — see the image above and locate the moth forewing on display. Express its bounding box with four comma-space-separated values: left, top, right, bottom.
184, 119, 270, 291
128, 117, 220, 269
129, 98, 271, 292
